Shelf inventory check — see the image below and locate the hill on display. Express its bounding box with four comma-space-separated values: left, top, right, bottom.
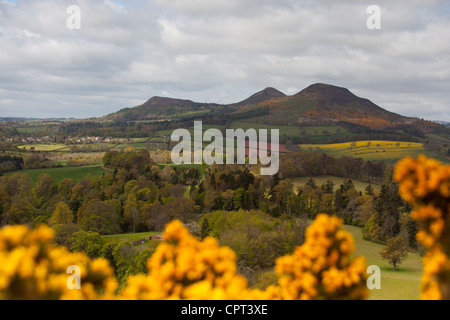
232, 87, 287, 107
104, 83, 420, 128
247, 83, 411, 128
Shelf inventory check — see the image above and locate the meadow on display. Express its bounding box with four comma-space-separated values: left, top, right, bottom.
344, 224, 422, 300
228, 121, 349, 139
6, 165, 108, 183
102, 232, 161, 244
17, 143, 69, 152
300, 140, 425, 162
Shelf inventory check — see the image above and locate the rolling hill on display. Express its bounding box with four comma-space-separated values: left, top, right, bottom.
232, 87, 287, 107
252, 83, 410, 128
103, 83, 441, 133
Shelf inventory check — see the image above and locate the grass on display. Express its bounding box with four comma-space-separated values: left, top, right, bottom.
300, 140, 425, 162
17, 144, 69, 152
292, 175, 381, 194
102, 232, 160, 244
17, 127, 47, 134
229, 121, 349, 138
344, 224, 422, 300
7, 165, 109, 184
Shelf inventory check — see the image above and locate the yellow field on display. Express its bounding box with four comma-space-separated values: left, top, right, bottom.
300, 141, 425, 162
17, 144, 70, 152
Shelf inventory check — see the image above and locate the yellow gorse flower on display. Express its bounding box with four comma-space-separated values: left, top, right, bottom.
275, 214, 368, 300
1, 216, 368, 300
394, 155, 450, 300
0, 224, 118, 300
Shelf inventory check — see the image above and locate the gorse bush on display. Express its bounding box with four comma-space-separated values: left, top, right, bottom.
394, 155, 450, 300
1, 154, 448, 300
0, 214, 368, 300
0, 225, 117, 300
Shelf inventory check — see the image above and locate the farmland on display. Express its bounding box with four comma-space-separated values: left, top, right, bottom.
228, 121, 350, 139
17, 143, 69, 152
300, 140, 425, 162
6, 165, 109, 183
344, 224, 422, 300
102, 231, 161, 244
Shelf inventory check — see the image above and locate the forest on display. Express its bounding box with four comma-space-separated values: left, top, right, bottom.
0, 149, 421, 288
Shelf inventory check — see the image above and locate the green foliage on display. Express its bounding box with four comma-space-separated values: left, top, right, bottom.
70, 230, 106, 258
202, 210, 305, 269
77, 199, 122, 235
379, 236, 409, 271
49, 202, 73, 226
103, 150, 154, 173
112, 242, 138, 284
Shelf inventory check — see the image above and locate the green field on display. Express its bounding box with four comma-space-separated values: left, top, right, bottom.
102, 232, 160, 244
17, 127, 47, 134
7, 165, 108, 183
17, 143, 69, 152
293, 175, 382, 194
344, 224, 422, 300
300, 140, 425, 162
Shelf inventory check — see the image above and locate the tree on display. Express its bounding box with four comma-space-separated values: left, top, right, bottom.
77, 199, 122, 235
321, 179, 335, 194
379, 236, 409, 271
112, 242, 138, 284
70, 230, 106, 258
365, 184, 375, 196
33, 174, 57, 203
200, 218, 211, 239
49, 202, 73, 226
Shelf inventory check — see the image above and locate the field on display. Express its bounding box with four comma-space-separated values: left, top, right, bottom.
300, 140, 425, 162
17, 143, 69, 152
344, 224, 422, 300
293, 175, 382, 194
102, 232, 160, 244
6, 165, 109, 183
228, 121, 350, 139
17, 127, 47, 134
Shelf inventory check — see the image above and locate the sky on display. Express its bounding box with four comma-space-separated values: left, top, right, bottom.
0, 0, 449, 121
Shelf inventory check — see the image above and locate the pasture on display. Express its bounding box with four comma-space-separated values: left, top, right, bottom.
7, 165, 109, 183
300, 140, 425, 162
344, 224, 422, 300
17, 144, 69, 152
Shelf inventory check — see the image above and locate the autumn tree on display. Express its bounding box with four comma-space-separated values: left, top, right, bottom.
49, 202, 73, 226
379, 236, 409, 271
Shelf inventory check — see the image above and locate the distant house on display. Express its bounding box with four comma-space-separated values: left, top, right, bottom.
149, 234, 164, 241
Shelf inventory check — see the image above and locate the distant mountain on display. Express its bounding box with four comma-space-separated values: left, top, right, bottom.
0, 117, 74, 122
103, 83, 432, 130
105, 96, 222, 121
233, 87, 287, 107
248, 83, 411, 128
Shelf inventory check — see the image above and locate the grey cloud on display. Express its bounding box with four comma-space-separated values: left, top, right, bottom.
0, 0, 449, 121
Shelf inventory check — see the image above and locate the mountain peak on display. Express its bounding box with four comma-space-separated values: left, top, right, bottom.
234, 87, 287, 106
295, 83, 357, 104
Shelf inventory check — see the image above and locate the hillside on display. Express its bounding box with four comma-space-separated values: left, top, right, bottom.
102, 83, 443, 134
247, 84, 411, 128
232, 87, 287, 107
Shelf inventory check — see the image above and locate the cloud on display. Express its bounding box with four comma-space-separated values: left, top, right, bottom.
0, 0, 449, 121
